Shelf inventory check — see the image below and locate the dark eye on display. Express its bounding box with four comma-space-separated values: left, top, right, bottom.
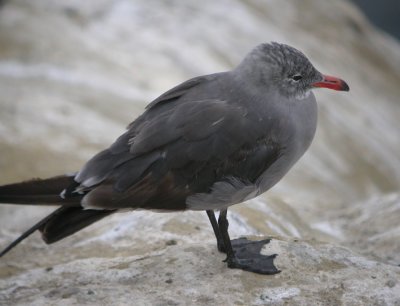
291, 74, 303, 81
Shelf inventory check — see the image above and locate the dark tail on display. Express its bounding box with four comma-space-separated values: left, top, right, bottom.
0, 175, 79, 206
39, 206, 114, 244
0, 206, 114, 257
0, 175, 115, 257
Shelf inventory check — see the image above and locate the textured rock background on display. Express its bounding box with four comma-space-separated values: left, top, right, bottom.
0, 0, 400, 305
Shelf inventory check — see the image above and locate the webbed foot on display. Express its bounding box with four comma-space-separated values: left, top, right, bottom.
225, 237, 280, 275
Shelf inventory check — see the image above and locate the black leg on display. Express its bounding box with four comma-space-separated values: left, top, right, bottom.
216, 209, 280, 275
217, 209, 239, 263
206, 210, 225, 252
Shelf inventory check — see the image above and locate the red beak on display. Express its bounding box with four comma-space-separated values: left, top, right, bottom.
312, 74, 349, 91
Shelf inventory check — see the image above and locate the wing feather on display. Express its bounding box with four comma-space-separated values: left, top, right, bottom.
74, 72, 281, 211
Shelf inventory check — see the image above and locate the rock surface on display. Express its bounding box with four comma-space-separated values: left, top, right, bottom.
1, 232, 399, 306
1, 0, 400, 305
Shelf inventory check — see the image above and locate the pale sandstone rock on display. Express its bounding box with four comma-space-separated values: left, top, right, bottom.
1, 0, 400, 305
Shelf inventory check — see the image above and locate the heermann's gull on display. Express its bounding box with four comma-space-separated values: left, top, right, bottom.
0, 42, 349, 274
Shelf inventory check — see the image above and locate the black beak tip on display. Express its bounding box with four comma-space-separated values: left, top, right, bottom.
342, 80, 350, 92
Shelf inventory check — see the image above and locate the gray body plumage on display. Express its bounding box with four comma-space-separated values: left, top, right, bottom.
74, 43, 319, 212
0, 42, 350, 262
186, 89, 317, 210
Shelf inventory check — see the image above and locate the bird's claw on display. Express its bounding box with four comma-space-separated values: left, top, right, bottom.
225, 237, 280, 275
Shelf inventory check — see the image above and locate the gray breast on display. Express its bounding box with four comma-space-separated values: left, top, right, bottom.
186, 93, 317, 211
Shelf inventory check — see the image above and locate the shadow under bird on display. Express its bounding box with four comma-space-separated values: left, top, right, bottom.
0, 42, 349, 274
